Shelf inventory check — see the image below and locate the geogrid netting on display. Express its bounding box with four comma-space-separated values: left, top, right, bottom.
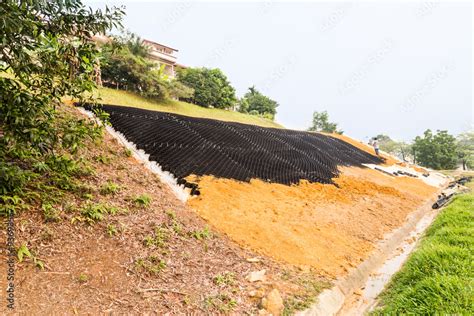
85, 104, 383, 188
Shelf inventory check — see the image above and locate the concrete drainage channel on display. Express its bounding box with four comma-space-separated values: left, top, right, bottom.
297, 192, 445, 316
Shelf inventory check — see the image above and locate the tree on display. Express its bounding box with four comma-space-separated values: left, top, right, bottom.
456, 132, 474, 170
308, 111, 343, 134
0, 0, 123, 204
100, 33, 193, 101
167, 80, 194, 100
1, 0, 123, 149
176, 67, 237, 109
238, 86, 278, 120
412, 130, 458, 170
372, 134, 412, 162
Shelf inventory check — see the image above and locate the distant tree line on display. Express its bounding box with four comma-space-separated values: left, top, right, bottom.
373, 130, 473, 170
176, 69, 279, 119
306, 111, 472, 170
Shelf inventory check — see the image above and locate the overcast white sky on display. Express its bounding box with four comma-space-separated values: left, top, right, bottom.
87, 1, 472, 142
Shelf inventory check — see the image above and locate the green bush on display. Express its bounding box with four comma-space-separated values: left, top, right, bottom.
101, 33, 193, 102
177, 67, 237, 109
0, 0, 123, 217
239, 86, 278, 120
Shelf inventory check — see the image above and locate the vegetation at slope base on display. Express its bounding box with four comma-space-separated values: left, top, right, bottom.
95, 87, 284, 129
372, 189, 474, 314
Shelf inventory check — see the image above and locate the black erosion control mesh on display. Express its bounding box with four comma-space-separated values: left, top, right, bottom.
85, 104, 383, 187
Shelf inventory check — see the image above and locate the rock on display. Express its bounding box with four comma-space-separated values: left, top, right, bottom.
261, 289, 284, 316
247, 257, 261, 263
249, 288, 266, 298
247, 269, 266, 282
353, 289, 363, 296
298, 265, 311, 273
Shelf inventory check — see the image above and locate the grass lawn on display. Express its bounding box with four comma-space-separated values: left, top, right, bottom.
95, 87, 284, 129
372, 188, 474, 314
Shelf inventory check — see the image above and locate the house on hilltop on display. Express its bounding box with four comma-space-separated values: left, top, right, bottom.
143, 39, 183, 78
92, 34, 186, 80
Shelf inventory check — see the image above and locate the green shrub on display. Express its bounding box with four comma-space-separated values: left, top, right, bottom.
143, 226, 169, 248
177, 67, 237, 109
133, 194, 151, 208
100, 181, 121, 195
190, 226, 212, 240
135, 256, 167, 275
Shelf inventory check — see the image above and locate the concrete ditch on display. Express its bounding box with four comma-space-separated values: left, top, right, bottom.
297, 189, 446, 316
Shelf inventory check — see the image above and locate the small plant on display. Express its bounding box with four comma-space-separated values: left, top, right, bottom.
124, 148, 133, 157
133, 194, 151, 208
100, 181, 121, 195
107, 206, 121, 215
107, 224, 118, 237
41, 202, 60, 222
94, 154, 110, 164
17, 244, 31, 262
190, 226, 212, 240
135, 256, 167, 275
17, 244, 44, 270
183, 295, 192, 306
171, 220, 183, 235
33, 161, 50, 173
213, 272, 235, 286
82, 193, 93, 200
282, 277, 331, 315
40, 227, 55, 242
143, 226, 169, 248
78, 273, 89, 283
77, 203, 115, 224
204, 294, 237, 312
165, 209, 176, 219
0, 195, 25, 216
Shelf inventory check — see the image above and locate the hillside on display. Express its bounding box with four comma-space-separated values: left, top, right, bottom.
0, 104, 325, 314
95, 104, 445, 277
1, 102, 447, 314
96, 87, 283, 129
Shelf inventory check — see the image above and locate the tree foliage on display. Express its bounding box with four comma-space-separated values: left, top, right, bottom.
0, 0, 123, 208
100, 33, 193, 101
308, 111, 343, 134
1, 0, 122, 149
456, 132, 474, 170
412, 130, 458, 170
238, 86, 278, 120
176, 67, 237, 109
373, 134, 412, 162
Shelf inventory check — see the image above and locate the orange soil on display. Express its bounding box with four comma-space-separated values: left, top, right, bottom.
413, 165, 429, 173
186, 167, 438, 278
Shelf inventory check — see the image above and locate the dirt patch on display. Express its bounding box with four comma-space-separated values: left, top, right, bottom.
187, 167, 438, 278
325, 133, 399, 166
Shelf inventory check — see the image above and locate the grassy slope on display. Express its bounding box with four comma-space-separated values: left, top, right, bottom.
372, 189, 474, 314
96, 87, 283, 129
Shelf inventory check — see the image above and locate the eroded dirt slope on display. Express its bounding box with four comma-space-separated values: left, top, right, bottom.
187, 167, 439, 277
